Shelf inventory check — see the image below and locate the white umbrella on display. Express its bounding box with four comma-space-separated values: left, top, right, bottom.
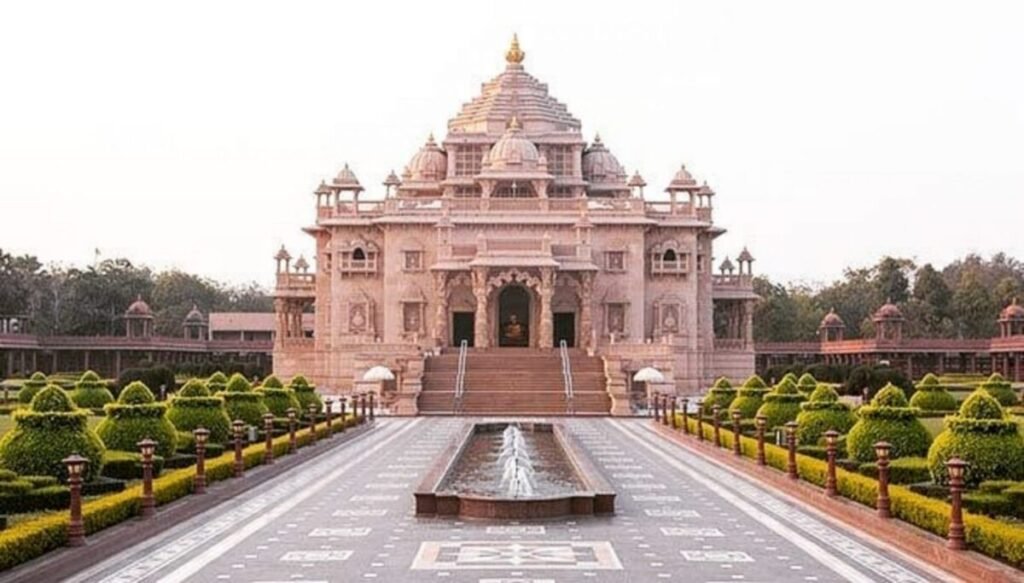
633, 367, 664, 383
362, 366, 395, 382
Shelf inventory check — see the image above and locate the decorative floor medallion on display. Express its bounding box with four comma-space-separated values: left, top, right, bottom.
411, 541, 622, 570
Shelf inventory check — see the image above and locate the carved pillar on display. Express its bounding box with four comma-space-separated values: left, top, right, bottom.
540, 268, 554, 348
433, 272, 449, 347
580, 272, 594, 350
472, 268, 489, 348
743, 300, 754, 348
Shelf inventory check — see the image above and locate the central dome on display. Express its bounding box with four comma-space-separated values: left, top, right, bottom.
483, 117, 543, 173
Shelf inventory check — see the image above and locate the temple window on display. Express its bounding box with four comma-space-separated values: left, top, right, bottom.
353, 248, 366, 261
544, 145, 572, 176
663, 249, 677, 262
403, 250, 424, 271
454, 145, 487, 176
650, 246, 689, 275
605, 251, 625, 272
697, 254, 706, 273
493, 182, 534, 198
339, 244, 378, 275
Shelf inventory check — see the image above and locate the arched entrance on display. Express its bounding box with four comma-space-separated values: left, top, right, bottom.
498, 285, 530, 347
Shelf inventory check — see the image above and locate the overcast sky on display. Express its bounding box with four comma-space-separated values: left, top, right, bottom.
2, 1, 1022, 288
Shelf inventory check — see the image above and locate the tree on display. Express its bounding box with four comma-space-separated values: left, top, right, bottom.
953, 270, 996, 338
910, 263, 953, 337
874, 256, 914, 304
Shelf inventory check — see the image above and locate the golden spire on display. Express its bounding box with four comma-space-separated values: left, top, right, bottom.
506, 33, 525, 65
508, 115, 522, 130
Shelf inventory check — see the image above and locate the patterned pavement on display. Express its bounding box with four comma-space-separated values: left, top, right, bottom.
63, 417, 956, 583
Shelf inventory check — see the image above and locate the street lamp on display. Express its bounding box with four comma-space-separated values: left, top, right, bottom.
324, 397, 334, 437
339, 397, 347, 433
946, 458, 968, 550
286, 408, 297, 453
232, 419, 245, 478
193, 427, 210, 495
712, 404, 722, 447
680, 397, 689, 435
731, 410, 742, 456
696, 400, 705, 442
138, 438, 157, 518
263, 413, 275, 465
63, 454, 88, 546
823, 429, 839, 497
755, 414, 767, 466
874, 441, 892, 518
784, 421, 798, 480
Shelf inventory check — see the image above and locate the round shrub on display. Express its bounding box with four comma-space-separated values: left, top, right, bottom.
926, 390, 1024, 487
729, 375, 770, 419
846, 383, 931, 462
978, 373, 1018, 407
167, 379, 232, 443
702, 377, 736, 415
17, 372, 48, 404
259, 385, 300, 418
755, 377, 806, 430
96, 381, 178, 458
70, 370, 115, 410
0, 385, 105, 481
289, 374, 322, 414
796, 373, 817, 395
207, 371, 229, 393
219, 373, 268, 426
795, 384, 855, 445
909, 373, 957, 412
261, 375, 285, 389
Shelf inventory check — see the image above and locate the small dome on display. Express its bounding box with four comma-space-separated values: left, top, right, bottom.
383, 169, 402, 187
294, 255, 310, 272
484, 117, 542, 172
274, 245, 291, 261
874, 300, 904, 320
184, 304, 205, 323
666, 164, 697, 191
582, 134, 626, 184
627, 170, 647, 188
1001, 297, 1024, 320
125, 295, 153, 318
820, 308, 845, 328
719, 257, 735, 273
737, 247, 754, 262
698, 181, 715, 196
406, 134, 448, 182
332, 163, 363, 190
314, 180, 331, 196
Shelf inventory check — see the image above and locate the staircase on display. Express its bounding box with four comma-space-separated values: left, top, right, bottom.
418, 348, 611, 415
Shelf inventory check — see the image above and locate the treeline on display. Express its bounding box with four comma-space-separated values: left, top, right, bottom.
754, 253, 1023, 342
0, 250, 272, 337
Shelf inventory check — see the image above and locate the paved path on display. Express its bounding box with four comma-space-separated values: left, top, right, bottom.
64, 418, 954, 583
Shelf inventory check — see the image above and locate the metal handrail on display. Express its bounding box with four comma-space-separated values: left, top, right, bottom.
453, 340, 468, 414
559, 340, 575, 416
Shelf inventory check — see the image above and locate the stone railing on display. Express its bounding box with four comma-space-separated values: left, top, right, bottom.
714, 338, 747, 351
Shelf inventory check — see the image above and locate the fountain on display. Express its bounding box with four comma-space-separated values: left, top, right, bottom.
415, 421, 615, 519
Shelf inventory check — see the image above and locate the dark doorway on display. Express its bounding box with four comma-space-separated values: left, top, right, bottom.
554, 312, 576, 348
452, 312, 474, 347
498, 286, 530, 347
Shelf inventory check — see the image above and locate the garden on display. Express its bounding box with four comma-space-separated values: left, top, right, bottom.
0, 370, 359, 571
667, 370, 1024, 568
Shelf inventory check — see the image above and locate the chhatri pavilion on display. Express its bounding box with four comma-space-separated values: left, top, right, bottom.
272, 36, 758, 415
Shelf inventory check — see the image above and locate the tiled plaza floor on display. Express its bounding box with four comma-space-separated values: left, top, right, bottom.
64, 418, 955, 583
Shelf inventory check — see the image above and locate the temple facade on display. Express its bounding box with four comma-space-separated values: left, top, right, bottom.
272, 37, 758, 413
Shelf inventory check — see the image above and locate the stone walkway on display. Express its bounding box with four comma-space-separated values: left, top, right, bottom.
63, 418, 955, 583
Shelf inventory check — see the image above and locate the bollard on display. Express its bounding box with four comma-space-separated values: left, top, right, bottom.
680, 398, 689, 435
325, 398, 334, 437
138, 438, 157, 518
823, 429, 839, 497
287, 408, 297, 454
232, 419, 245, 477
308, 404, 318, 442
670, 397, 678, 430
785, 421, 798, 480
731, 410, 742, 456
755, 415, 767, 466
63, 454, 88, 546
360, 393, 368, 422
662, 394, 670, 426
946, 458, 968, 550
369, 392, 376, 421
874, 441, 892, 518
263, 413, 275, 465
194, 427, 210, 494
696, 400, 705, 442
339, 398, 347, 433
712, 404, 722, 447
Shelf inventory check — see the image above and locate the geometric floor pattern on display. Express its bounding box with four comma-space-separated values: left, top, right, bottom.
63, 417, 955, 583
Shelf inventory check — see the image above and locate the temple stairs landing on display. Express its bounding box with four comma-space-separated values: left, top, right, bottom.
417, 348, 612, 415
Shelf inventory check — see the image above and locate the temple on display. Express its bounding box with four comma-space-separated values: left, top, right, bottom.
271, 36, 759, 415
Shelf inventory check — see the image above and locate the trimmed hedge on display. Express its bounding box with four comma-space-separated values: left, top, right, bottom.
167, 379, 232, 443
857, 457, 931, 484
909, 373, 957, 412
258, 387, 301, 418
978, 373, 1018, 407
796, 373, 817, 395
846, 383, 931, 462
219, 374, 269, 426
16, 373, 47, 405
795, 384, 855, 445
69, 371, 114, 410
729, 375, 770, 419
0, 412, 359, 571
755, 377, 806, 430
702, 377, 736, 414
289, 375, 322, 414
926, 390, 1024, 487
100, 450, 165, 480
0, 385, 106, 482
96, 382, 178, 458
206, 372, 229, 394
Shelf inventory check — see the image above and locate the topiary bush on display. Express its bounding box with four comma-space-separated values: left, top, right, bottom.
261, 375, 285, 389
289, 374, 322, 414
977, 373, 1018, 407
69, 370, 115, 410
795, 384, 855, 445
846, 383, 931, 463
796, 373, 817, 395
96, 382, 178, 458
909, 373, 957, 412
754, 377, 806, 430
729, 375, 770, 419
701, 377, 736, 415
166, 379, 232, 443
0, 385, 106, 481
926, 389, 1024, 487
218, 373, 268, 426
16, 373, 47, 404
258, 383, 300, 418
207, 371, 229, 393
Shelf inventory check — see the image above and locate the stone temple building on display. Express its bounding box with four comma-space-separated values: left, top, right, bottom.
272, 36, 758, 415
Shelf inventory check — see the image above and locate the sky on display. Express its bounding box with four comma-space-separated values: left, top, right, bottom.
1, 1, 1022, 289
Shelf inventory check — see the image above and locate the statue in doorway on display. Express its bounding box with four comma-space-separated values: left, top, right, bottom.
501, 314, 529, 347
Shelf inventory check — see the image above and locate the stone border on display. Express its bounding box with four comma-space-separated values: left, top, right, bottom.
0, 421, 378, 583
650, 421, 1022, 583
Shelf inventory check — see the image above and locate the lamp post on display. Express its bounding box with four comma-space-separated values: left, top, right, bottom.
360, 393, 368, 422
785, 421, 798, 480
662, 394, 670, 426
324, 398, 334, 437
138, 438, 157, 518
680, 397, 689, 435
946, 458, 968, 550
263, 413, 275, 465
824, 429, 839, 497
232, 419, 245, 478
193, 427, 209, 495
755, 414, 767, 466
712, 404, 722, 447
339, 397, 347, 433
308, 404, 318, 442
651, 393, 658, 419
286, 408, 297, 454
63, 454, 88, 547
369, 392, 376, 421
731, 410, 742, 456
874, 441, 892, 518
670, 397, 678, 430
696, 400, 705, 442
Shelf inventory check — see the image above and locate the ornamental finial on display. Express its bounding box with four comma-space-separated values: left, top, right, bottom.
506, 34, 525, 65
